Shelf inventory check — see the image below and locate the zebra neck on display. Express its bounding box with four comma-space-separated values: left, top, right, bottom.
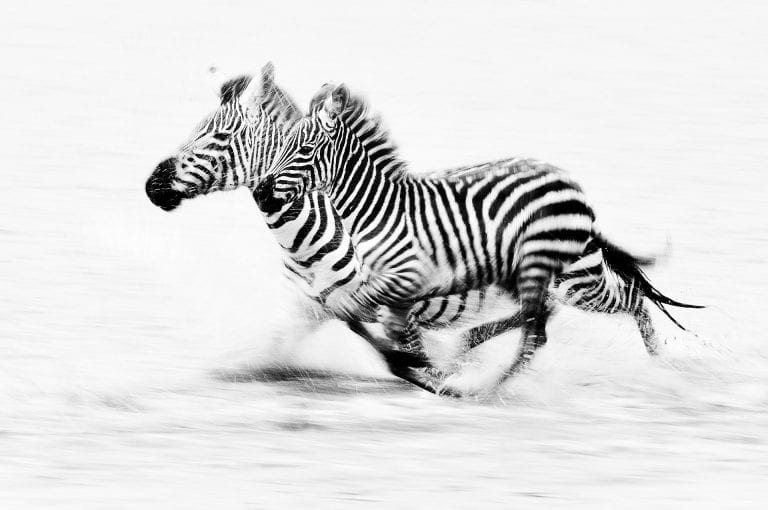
246, 119, 284, 191
329, 169, 410, 239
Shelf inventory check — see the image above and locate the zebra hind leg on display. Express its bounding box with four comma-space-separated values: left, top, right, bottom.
632, 301, 659, 356
502, 275, 552, 381
460, 296, 558, 352
460, 311, 522, 351
580, 232, 703, 355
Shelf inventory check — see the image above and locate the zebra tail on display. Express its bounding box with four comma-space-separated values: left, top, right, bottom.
592, 232, 705, 331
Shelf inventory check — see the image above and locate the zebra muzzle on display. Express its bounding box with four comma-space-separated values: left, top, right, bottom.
146, 158, 185, 211
253, 175, 287, 214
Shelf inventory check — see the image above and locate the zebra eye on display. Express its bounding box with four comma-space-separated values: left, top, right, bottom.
212, 132, 230, 142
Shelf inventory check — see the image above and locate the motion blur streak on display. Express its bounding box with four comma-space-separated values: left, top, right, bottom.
1, 0, 767, 507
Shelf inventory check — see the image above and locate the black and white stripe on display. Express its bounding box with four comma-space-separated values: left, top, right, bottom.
260, 84, 702, 392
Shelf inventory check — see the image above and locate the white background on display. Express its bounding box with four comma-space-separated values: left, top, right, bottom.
1, 1, 767, 507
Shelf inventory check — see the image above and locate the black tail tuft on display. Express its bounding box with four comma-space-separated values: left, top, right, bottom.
594, 233, 704, 331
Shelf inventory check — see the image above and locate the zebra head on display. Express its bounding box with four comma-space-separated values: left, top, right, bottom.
254, 84, 350, 214
146, 63, 301, 211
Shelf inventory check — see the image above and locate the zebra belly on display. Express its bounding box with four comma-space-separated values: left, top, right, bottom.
411, 285, 515, 329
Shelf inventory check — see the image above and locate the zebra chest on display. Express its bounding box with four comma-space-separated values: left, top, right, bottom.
278, 242, 364, 306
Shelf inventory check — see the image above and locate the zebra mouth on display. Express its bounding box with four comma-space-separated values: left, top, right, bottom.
147, 186, 185, 211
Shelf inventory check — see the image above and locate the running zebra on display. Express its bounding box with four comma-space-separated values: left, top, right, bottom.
144, 64, 512, 387
256, 83, 703, 393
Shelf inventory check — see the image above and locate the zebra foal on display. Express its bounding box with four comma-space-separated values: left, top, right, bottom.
256, 83, 703, 395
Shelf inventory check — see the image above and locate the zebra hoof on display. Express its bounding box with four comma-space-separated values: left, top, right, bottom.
423, 366, 449, 380
436, 385, 464, 399
394, 366, 457, 397
381, 348, 430, 369
405, 367, 464, 398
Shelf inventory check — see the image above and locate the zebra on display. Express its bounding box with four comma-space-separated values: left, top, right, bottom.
255, 83, 703, 395
144, 64, 514, 390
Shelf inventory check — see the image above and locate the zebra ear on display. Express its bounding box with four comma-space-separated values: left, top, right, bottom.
238, 63, 274, 115
309, 83, 333, 113
323, 84, 349, 119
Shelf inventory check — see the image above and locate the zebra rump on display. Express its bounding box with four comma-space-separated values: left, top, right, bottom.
595, 233, 704, 329
555, 232, 704, 331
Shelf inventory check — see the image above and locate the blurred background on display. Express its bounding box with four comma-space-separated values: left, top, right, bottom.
1, 0, 767, 507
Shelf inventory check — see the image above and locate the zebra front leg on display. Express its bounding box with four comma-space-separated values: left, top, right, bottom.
380, 306, 429, 360
339, 277, 432, 365
345, 318, 452, 395
333, 289, 437, 367
361, 304, 448, 395
339, 279, 446, 390
344, 319, 430, 368
380, 306, 457, 394
633, 302, 659, 356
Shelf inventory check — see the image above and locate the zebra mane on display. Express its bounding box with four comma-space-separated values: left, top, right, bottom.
334, 93, 410, 182
220, 74, 303, 134
261, 79, 304, 135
